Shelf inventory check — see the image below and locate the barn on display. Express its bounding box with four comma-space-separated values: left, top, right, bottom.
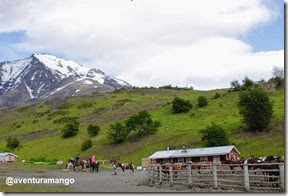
148, 145, 240, 165
0, 152, 18, 162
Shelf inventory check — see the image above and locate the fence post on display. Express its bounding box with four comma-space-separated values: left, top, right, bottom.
151, 166, 155, 185
243, 163, 250, 192
187, 165, 192, 188
169, 164, 173, 187
159, 165, 162, 185
279, 164, 285, 191
212, 165, 218, 189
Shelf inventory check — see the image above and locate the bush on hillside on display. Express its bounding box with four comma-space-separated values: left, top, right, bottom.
81, 140, 92, 151
172, 97, 193, 113
6, 137, 20, 150
62, 120, 80, 138
197, 96, 208, 107
230, 80, 241, 91
214, 92, 221, 99
107, 122, 129, 143
200, 123, 230, 147
87, 124, 100, 137
238, 88, 273, 131
125, 111, 161, 136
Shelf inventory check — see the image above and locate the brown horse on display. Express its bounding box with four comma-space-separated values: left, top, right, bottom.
181, 163, 202, 174
66, 158, 86, 171
116, 162, 134, 175
110, 157, 120, 164
222, 158, 247, 173
161, 164, 180, 178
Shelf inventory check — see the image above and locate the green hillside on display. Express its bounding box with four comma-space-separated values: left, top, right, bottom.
0, 87, 284, 166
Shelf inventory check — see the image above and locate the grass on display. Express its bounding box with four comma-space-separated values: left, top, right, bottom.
0, 88, 284, 166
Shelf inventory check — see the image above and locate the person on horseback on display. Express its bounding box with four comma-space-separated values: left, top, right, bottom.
75, 154, 80, 163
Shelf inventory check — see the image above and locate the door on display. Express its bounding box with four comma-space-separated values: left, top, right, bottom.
213, 156, 220, 163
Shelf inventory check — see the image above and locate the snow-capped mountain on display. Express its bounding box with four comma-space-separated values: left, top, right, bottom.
0, 53, 131, 107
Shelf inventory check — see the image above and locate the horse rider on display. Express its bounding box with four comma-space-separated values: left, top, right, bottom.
75, 154, 80, 163
91, 155, 96, 164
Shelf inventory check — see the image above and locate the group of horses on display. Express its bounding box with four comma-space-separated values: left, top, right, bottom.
66, 157, 100, 172
65, 156, 135, 175
157, 155, 284, 186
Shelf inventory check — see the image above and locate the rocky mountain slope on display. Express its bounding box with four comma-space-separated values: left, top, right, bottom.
0, 54, 131, 108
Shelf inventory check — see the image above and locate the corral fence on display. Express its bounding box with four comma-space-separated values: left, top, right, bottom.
147, 162, 284, 192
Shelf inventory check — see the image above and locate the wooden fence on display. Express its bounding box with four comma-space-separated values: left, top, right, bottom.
147, 162, 285, 192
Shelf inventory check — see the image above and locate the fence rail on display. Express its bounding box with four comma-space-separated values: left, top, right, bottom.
147, 162, 284, 192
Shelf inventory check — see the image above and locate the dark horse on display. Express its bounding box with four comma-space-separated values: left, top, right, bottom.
66, 158, 86, 171
115, 162, 134, 175
90, 161, 100, 173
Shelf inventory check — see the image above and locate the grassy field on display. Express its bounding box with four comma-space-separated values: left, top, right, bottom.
0, 87, 284, 166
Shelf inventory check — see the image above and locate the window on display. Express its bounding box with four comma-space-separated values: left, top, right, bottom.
163, 159, 169, 164
178, 158, 184, 163
200, 156, 206, 162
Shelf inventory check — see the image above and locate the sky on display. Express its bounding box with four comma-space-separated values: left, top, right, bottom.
0, 0, 284, 90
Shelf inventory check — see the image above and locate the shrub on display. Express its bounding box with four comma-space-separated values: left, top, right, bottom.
230, 80, 241, 91
87, 124, 100, 137
62, 121, 80, 138
197, 96, 208, 107
238, 88, 273, 131
77, 101, 95, 109
214, 92, 221, 99
241, 76, 254, 91
6, 137, 20, 150
81, 140, 92, 151
125, 111, 161, 136
107, 122, 129, 143
200, 123, 230, 147
172, 97, 193, 113
53, 117, 79, 124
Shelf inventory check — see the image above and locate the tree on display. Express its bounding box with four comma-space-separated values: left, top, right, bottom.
230, 80, 241, 91
107, 122, 129, 143
172, 97, 193, 113
200, 123, 230, 147
241, 76, 254, 90
6, 137, 20, 150
81, 140, 92, 151
238, 88, 273, 131
197, 96, 208, 107
125, 111, 161, 136
62, 120, 80, 138
271, 66, 284, 89
87, 124, 100, 137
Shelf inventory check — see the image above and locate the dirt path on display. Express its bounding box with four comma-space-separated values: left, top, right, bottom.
0, 167, 178, 192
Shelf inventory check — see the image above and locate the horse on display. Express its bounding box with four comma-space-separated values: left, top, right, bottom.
181, 162, 202, 174
161, 164, 180, 179
90, 161, 100, 173
222, 158, 247, 173
110, 157, 120, 165
115, 162, 134, 175
66, 158, 86, 171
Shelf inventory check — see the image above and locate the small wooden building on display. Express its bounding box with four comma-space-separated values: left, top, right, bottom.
0, 152, 18, 162
148, 145, 240, 164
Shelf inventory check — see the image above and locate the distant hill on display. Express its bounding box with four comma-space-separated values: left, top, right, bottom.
0, 87, 284, 166
0, 54, 131, 108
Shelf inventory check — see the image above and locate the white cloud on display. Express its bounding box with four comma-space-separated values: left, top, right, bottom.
0, 0, 283, 90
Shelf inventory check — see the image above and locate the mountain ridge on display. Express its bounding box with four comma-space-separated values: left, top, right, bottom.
0, 54, 131, 108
